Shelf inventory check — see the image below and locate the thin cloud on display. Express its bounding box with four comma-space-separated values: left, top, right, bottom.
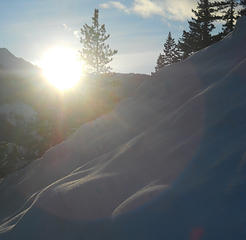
73, 30, 80, 39
163, 0, 196, 20
100, 3, 111, 8
132, 0, 164, 18
100, 0, 197, 21
62, 23, 72, 32
62, 24, 80, 40
100, 1, 130, 13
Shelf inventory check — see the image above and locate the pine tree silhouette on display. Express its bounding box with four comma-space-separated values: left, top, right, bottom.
178, 0, 218, 59
155, 54, 165, 72
239, 0, 246, 16
178, 31, 195, 60
80, 9, 117, 74
155, 32, 181, 72
213, 0, 238, 36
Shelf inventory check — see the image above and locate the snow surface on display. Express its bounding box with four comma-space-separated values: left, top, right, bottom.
0, 17, 246, 240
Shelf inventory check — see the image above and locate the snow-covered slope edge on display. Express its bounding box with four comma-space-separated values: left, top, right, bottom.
0, 17, 246, 240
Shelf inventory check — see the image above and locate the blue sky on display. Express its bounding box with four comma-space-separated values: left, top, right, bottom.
0, 0, 198, 74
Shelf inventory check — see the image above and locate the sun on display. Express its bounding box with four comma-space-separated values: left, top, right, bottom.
41, 46, 83, 90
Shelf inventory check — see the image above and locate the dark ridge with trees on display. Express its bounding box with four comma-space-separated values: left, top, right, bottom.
155, 0, 243, 72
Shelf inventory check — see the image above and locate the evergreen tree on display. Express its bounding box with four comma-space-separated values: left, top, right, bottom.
178, 0, 217, 59
155, 32, 181, 72
239, 0, 246, 16
155, 54, 165, 72
178, 30, 195, 59
214, 0, 238, 35
80, 9, 117, 74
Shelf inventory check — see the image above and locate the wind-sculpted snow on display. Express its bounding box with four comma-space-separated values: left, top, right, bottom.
1, 17, 246, 240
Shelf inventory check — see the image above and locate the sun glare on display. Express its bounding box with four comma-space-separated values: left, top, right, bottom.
41, 46, 83, 90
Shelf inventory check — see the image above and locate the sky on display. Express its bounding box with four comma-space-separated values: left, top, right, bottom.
0, 0, 198, 74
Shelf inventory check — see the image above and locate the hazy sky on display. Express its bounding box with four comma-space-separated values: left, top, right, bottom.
0, 0, 197, 74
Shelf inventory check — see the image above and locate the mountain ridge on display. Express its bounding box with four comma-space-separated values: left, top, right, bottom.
0, 48, 38, 71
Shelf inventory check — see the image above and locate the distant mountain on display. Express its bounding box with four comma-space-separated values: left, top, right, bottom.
0, 48, 38, 71
0, 50, 47, 177
0, 48, 149, 179
0, 49, 42, 103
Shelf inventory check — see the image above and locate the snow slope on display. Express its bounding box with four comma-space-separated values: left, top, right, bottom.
1, 17, 246, 240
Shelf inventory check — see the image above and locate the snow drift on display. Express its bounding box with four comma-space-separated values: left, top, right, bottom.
1, 17, 246, 240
